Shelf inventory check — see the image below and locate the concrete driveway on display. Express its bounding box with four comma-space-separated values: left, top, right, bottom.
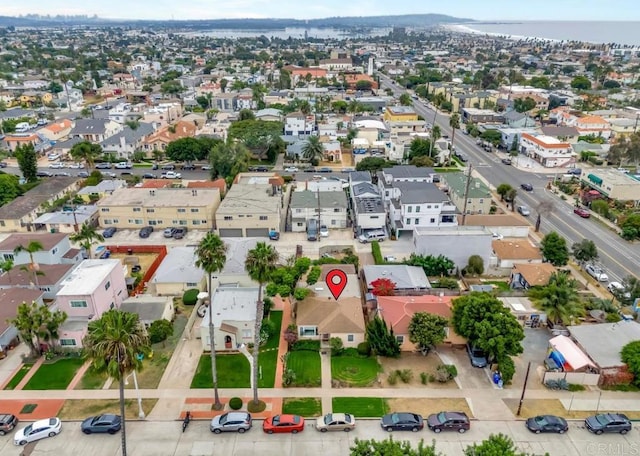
511, 328, 552, 390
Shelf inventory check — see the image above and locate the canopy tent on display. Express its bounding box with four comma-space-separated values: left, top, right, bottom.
548, 335, 596, 372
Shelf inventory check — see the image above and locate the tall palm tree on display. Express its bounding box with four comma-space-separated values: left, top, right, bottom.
194, 233, 227, 410
244, 242, 278, 407
448, 113, 461, 166
528, 272, 584, 326
70, 141, 103, 170
302, 136, 324, 164
70, 224, 104, 258
83, 310, 150, 456
14, 241, 44, 288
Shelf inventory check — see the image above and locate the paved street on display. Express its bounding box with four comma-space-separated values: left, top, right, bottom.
1, 418, 637, 456
378, 73, 640, 285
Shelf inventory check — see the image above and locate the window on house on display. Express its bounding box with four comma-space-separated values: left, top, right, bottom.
135, 219, 143, 225
70, 300, 88, 308
191, 208, 199, 213
299, 326, 318, 337
370, 216, 379, 219
133, 208, 141, 212
146, 208, 155, 213
407, 206, 412, 213
242, 329, 252, 339
186, 282, 197, 287
415, 206, 420, 212
296, 209, 302, 213
415, 218, 419, 224
426, 205, 431, 209
149, 220, 157, 225
224, 216, 233, 221
3, 253, 14, 261
179, 220, 187, 225
396, 335, 404, 344
347, 334, 354, 342
296, 222, 303, 227
60, 339, 77, 346
177, 208, 186, 213
430, 218, 436, 223
259, 216, 268, 220
105, 281, 111, 291
101, 208, 110, 212
479, 199, 484, 203
193, 220, 201, 225
0, 221, 4, 227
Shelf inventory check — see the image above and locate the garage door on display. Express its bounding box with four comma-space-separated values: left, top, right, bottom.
246, 228, 269, 237
219, 228, 243, 237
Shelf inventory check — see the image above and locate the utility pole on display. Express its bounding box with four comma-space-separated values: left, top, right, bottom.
427, 107, 438, 159
634, 113, 639, 133
516, 361, 532, 416
461, 163, 473, 225
316, 186, 321, 242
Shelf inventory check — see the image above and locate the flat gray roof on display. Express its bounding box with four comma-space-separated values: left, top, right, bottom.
568, 321, 640, 368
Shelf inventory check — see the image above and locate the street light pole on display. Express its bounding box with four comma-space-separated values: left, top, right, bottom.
125, 371, 145, 419
516, 361, 532, 416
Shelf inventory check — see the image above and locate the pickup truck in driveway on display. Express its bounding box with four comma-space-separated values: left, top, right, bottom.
161, 171, 182, 179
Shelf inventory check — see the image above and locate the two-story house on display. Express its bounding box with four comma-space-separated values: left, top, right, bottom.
100, 123, 156, 159
444, 173, 492, 215
520, 133, 575, 168
349, 171, 386, 234
38, 119, 73, 142
70, 118, 122, 143
0, 263, 77, 300
284, 112, 316, 138
142, 120, 197, 153
56, 259, 128, 347
0, 232, 82, 266
289, 190, 348, 232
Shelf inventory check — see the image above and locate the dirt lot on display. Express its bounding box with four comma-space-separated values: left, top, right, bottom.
58, 399, 158, 420
388, 398, 472, 418
378, 352, 459, 389
503, 398, 640, 420
108, 252, 158, 276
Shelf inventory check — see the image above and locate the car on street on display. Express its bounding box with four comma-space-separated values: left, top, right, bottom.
263, 414, 305, 434
14, 417, 61, 445
269, 231, 280, 241
95, 162, 112, 169
384, 255, 397, 262
501, 158, 512, 165
210, 412, 252, 434
573, 207, 591, 218
284, 166, 299, 172
142, 173, 157, 179
466, 344, 488, 368
114, 162, 132, 169
182, 163, 196, 170
607, 281, 631, 298
81, 414, 122, 434
163, 227, 177, 238
36, 171, 52, 177
585, 413, 632, 435
585, 264, 609, 282
173, 227, 187, 239
66, 162, 82, 169
161, 164, 176, 170
520, 183, 534, 192
250, 166, 269, 172
77, 171, 89, 178
201, 165, 212, 170
0, 413, 18, 435
315, 413, 356, 432
101, 171, 117, 178
139, 226, 154, 238
427, 411, 470, 433
54, 172, 71, 177
47, 153, 60, 161
517, 205, 531, 216
567, 168, 582, 176
320, 225, 329, 237
380, 412, 424, 432
318, 167, 332, 173
161, 171, 182, 179
49, 162, 65, 168
0, 161, 7, 168
525, 415, 568, 434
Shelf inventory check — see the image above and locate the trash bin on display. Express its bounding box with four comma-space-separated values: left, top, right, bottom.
127, 248, 133, 255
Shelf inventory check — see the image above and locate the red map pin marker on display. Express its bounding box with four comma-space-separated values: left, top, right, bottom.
326, 269, 348, 300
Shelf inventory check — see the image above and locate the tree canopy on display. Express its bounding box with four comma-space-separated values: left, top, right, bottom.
408, 312, 448, 355
540, 232, 569, 266
165, 137, 212, 163
350, 438, 441, 456
528, 271, 584, 326
571, 239, 598, 264
366, 317, 400, 358
405, 254, 454, 277
621, 340, 640, 387
15, 143, 38, 182
355, 156, 395, 172
227, 119, 285, 162
0, 173, 23, 206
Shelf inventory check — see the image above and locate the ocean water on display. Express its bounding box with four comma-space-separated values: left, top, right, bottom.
179, 27, 392, 39
449, 21, 640, 46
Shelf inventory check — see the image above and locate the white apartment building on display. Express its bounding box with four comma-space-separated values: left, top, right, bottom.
520, 133, 575, 168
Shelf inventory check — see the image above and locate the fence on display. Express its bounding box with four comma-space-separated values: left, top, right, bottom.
105, 244, 168, 296
542, 370, 600, 386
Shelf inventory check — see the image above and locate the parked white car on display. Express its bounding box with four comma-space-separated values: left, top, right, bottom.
66, 162, 82, 169
115, 162, 132, 169
607, 282, 631, 298
14, 417, 61, 445
284, 166, 299, 172
161, 171, 182, 179
49, 162, 65, 169
585, 264, 609, 282
47, 153, 60, 161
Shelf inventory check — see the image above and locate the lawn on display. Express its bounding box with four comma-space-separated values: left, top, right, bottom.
23, 357, 85, 390
3, 364, 33, 390
332, 397, 388, 417
483, 280, 510, 292
286, 351, 321, 387
331, 355, 381, 387
263, 311, 283, 350
58, 399, 158, 420
282, 398, 322, 417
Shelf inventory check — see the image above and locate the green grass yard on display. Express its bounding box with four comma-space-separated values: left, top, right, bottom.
23, 357, 84, 390
286, 350, 321, 387
282, 398, 322, 417
332, 397, 389, 417
3, 364, 33, 390
331, 355, 381, 387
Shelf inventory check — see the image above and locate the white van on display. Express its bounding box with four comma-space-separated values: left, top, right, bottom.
358, 230, 387, 243
15, 122, 30, 133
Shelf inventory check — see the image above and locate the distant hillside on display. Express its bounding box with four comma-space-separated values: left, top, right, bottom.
0, 13, 473, 29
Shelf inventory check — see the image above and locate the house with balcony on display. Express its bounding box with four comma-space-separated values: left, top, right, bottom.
100, 122, 155, 159
199, 286, 258, 351
97, 187, 221, 231
349, 173, 386, 234
0, 232, 82, 266
2, 132, 46, 153
284, 112, 315, 138
69, 118, 122, 143
56, 259, 129, 348
520, 133, 575, 168
580, 168, 640, 204
288, 190, 348, 232
142, 120, 197, 153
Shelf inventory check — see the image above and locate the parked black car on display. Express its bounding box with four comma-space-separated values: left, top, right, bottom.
501, 158, 512, 165
173, 227, 187, 239
102, 227, 117, 238
380, 413, 423, 432
0, 161, 7, 168
182, 163, 196, 170
0, 413, 18, 435
520, 183, 534, 192
36, 171, 52, 177
585, 413, 632, 435
81, 414, 122, 434
139, 226, 154, 238
525, 415, 568, 434
142, 173, 157, 179
427, 411, 470, 433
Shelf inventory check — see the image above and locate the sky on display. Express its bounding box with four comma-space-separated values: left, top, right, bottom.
0, 0, 638, 21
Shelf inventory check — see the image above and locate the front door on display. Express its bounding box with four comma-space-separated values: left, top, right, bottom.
225, 335, 232, 349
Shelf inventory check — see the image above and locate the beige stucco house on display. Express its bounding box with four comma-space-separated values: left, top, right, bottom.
149, 246, 207, 296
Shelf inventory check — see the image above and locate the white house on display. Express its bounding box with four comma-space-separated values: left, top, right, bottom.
149, 246, 207, 296
520, 133, 575, 168
284, 112, 316, 137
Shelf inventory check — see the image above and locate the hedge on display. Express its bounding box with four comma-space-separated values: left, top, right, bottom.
371, 241, 383, 265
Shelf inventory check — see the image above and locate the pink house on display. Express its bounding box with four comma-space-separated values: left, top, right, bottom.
56, 259, 128, 348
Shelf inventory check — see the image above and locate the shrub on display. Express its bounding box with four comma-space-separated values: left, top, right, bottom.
263, 297, 274, 316
466, 255, 484, 276
357, 341, 371, 357
388, 370, 399, 385
371, 241, 383, 265
261, 318, 276, 340
398, 369, 413, 383
247, 400, 266, 413
606, 312, 622, 323
306, 266, 321, 285
433, 277, 459, 289
291, 340, 321, 351
229, 397, 243, 410
293, 287, 311, 301
420, 372, 429, 385
568, 383, 586, 392
282, 369, 296, 387
183, 289, 199, 306
330, 337, 344, 355
435, 364, 458, 382
148, 319, 174, 345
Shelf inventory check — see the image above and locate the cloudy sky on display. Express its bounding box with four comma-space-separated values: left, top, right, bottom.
0, 0, 636, 21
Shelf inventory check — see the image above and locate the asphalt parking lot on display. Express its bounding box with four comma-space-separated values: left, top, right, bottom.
1, 419, 637, 456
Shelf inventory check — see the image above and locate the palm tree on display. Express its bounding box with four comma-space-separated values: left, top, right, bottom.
14, 241, 44, 288
83, 310, 150, 456
70, 224, 104, 258
448, 113, 461, 166
534, 200, 554, 233
0, 257, 14, 284
194, 233, 227, 410
70, 141, 103, 170
302, 136, 324, 164
244, 242, 278, 407
528, 272, 584, 326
